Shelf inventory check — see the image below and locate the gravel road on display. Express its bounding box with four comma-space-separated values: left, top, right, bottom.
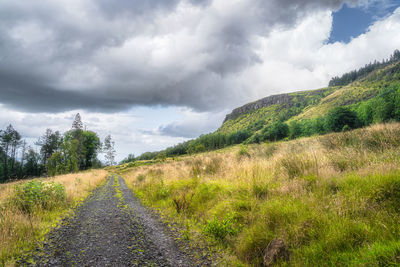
18, 174, 207, 266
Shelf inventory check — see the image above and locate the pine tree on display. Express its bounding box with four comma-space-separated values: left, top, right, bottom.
0, 124, 20, 180
72, 113, 83, 130
36, 129, 62, 166
103, 135, 116, 166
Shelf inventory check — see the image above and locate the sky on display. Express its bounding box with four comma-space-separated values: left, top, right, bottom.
1, 0, 400, 162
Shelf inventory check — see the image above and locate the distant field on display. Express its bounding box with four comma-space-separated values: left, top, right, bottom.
118, 123, 400, 266
0, 170, 108, 265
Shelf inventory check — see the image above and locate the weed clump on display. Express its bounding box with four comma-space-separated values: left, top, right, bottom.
373, 179, 400, 211
203, 213, 241, 242
173, 192, 194, 213
153, 180, 170, 200
189, 159, 203, 177
264, 144, 277, 158
136, 174, 146, 182
237, 145, 250, 158
204, 157, 222, 175
252, 183, 269, 199
10, 180, 66, 214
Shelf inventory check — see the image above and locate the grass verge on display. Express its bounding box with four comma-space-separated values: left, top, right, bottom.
119, 123, 400, 266
0, 169, 108, 266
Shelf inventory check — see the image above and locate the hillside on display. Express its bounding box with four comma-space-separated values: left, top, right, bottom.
127, 53, 400, 162
115, 123, 400, 266
219, 59, 400, 136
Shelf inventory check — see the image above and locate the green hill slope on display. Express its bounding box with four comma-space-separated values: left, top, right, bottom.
219, 60, 400, 138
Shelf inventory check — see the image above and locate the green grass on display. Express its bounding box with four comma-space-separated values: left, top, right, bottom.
121, 123, 400, 266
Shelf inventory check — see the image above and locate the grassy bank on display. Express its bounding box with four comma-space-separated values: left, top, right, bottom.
120, 123, 400, 266
0, 170, 108, 266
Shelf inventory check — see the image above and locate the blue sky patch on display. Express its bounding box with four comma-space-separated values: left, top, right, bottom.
329, 1, 400, 43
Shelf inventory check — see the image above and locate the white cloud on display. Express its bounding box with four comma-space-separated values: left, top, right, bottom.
228, 7, 400, 107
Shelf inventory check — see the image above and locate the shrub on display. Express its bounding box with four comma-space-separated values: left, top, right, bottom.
173, 192, 194, 213
203, 213, 241, 242
325, 106, 360, 132
264, 144, 277, 158
237, 145, 250, 158
262, 121, 289, 141
188, 143, 206, 154
137, 174, 146, 182
155, 151, 167, 161
153, 180, 170, 200
11, 180, 66, 214
289, 121, 303, 139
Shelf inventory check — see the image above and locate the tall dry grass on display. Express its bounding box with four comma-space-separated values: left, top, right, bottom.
0, 169, 108, 266
120, 123, 400, 266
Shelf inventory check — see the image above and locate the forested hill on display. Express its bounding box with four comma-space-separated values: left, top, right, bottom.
123, 50, 400, 162
218, 51, 400, 136
329, 49, 400, 87
222, 49, 399, 123
221, 50, 400, 132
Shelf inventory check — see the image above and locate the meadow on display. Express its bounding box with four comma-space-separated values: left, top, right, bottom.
0, 169, 108, 265
119, 123, 400, 266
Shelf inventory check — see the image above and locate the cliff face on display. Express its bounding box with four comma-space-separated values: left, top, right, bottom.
223, 88, 333, 123
223, 93, 295, 122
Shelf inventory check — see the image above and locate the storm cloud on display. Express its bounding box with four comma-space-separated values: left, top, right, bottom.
0, 0, 365, 113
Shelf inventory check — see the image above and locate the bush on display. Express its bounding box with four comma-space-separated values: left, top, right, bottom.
289, 121, 303, 139
11, 180, 66, 214
262, 121, 289, 141
264, 144, 277, 158
137, 174, 146, 182
325, 106, 360, 132
188, 143, 206, 154
153, 180, 170, 200
203, 213, 241, 242
237, 145, 250, 158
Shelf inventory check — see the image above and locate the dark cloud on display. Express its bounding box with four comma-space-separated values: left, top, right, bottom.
95, 0, 180, 19
0, 0, 359, 113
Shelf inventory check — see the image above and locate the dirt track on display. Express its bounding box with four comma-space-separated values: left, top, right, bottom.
18, 174, 207, 266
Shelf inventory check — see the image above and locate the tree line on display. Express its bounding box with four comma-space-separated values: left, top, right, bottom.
0, 113, 116, 182
329, 50, 400, 87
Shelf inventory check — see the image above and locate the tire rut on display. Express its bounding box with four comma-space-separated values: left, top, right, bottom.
17, 174, 199, 267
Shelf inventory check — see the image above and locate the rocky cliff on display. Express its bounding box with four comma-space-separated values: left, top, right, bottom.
223, 94, 292, 122
223, 88, 332, 122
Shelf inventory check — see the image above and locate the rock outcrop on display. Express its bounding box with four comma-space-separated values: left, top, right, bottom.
263, 238, 289, 266
223, 93, 294, 122
223, 88, 330, 122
